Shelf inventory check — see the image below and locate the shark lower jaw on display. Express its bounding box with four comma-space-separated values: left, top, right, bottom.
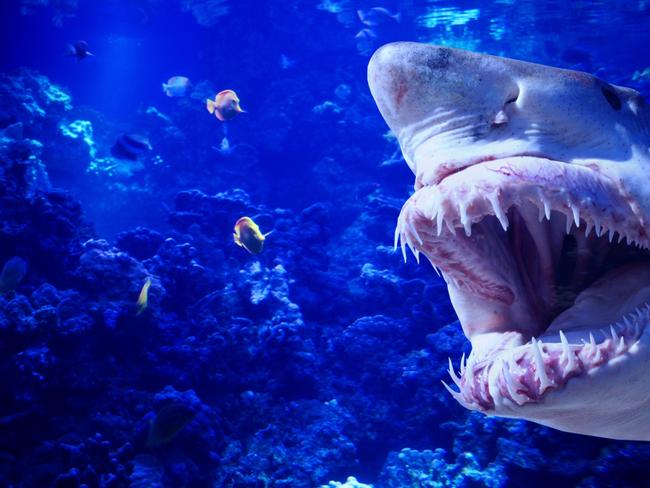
396, 155, 650, 413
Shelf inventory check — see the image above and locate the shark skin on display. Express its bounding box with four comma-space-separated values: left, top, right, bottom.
368, 42, 650, 441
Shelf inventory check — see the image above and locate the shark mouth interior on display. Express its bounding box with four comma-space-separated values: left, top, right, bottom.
396, 156, 650, 411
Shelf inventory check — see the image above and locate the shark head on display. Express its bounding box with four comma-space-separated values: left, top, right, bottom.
368, 42, 650, 441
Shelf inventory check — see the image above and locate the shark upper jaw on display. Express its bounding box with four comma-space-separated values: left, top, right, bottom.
369, 42, 650, 440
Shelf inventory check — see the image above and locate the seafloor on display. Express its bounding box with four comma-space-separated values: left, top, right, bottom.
2, 2, 650, 488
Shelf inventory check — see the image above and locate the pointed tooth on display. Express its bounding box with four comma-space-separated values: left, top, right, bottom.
616, 336, 626, 354
460, 352, 466, 376
595, 221, 603, 237
459, 203, 472, 237
537, 201, 544, 222
531, 337, 552, 393
610, 325, 618, 342
393, 220, 401, 251
413, 248, 420, 264
432, 264, 441, 277
404, 233, 417, 261
559, 330, 577, 372
441, 380, 472, 409
571, 205, 580, 227
400, 234, 407, 263
617, 232, 625, 243
593, 344, 603, 362
436, 210, 444, 236
445, 217, 455, 235
463, 220, 472, 237
589, 332, 596, 347
502, 361, 528, 405
543, 198, 551, 220
608, 228, 615, 243
406, 219, 423, 245
488, 193, 509, 231
624, 316, 632, 329
448, 357, 461, 387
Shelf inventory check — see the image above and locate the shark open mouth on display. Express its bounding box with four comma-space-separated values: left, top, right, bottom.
396, 155, 650, 412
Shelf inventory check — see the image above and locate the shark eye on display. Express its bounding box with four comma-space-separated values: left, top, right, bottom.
601, 86, 621, 110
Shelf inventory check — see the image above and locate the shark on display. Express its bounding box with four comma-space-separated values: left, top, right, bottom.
367, 42, 650, 441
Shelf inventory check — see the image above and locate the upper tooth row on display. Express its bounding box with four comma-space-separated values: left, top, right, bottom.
395, 187, 650, 265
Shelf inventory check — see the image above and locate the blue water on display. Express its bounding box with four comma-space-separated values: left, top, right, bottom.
1, 1, 650, 486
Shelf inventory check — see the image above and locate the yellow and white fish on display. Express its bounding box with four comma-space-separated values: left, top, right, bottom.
136, 277, 152, 315
233, 217, 271, 255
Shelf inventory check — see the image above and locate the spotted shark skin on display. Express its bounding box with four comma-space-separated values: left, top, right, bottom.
368, 42, 650, 441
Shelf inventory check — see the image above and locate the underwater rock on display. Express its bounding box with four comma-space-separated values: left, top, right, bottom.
0, 122, 50, 195
115, 227, 164, 261
379, 447, 507, 488
0, 70, 71, 132
322, 476, 374, 488
0, 184, 94, 287
169, 188, 252, 234
129, 455, 164, 488
73, 239, 160, 303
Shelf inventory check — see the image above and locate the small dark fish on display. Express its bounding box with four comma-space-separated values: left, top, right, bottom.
111, 133, 152, 161
0, 257, 27, 293
66, 40, 93, 61
146, 403, 196, 447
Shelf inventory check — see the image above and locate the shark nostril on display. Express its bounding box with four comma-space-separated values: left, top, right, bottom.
492, 88, 520, 127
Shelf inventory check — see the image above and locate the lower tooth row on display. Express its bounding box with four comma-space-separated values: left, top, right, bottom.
443, 305, 648, 408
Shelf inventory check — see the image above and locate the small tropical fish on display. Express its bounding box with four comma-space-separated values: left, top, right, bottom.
206, 90, 245, 122
136, 277, 152, 315
233, 217, 271, 255
355, 28, 378, 56
279, 54, 295, 70
632, 67, 650, 82
212, 136, 231, 155
317, 0, 348, 13
146, 403, 196, 447
111, 133, 152, 161
162, 76, 192, 97
66, 40, 93, 61
0, 257, 27, 293
317, 0, 356, 26
357, 7, 400, 26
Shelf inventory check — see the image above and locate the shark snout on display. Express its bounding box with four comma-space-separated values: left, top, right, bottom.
369, 43, 520, 125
